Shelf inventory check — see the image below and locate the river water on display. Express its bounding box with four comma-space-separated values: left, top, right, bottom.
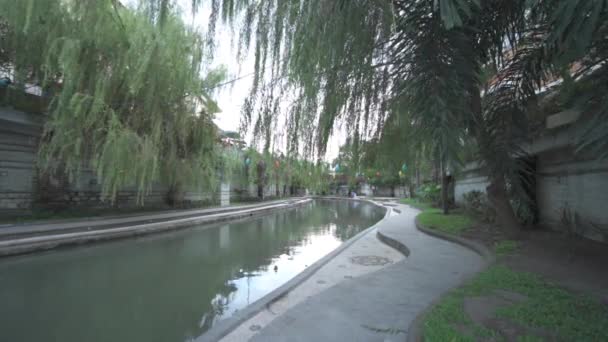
0, 199, 384, 342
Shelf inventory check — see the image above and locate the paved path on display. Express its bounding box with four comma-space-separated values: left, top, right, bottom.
220, 213, 405, 342
241, 204, 484, 341
0, 199, 300, 238
0, 199, 310, 257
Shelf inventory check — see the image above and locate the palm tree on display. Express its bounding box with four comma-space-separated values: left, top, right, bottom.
389, 0, 607, 233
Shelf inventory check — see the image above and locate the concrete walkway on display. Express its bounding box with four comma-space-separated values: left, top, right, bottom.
232, 203, 484, 341
0, 198, 310, 257
219, 213, 405, 342
0, 199, 301, 239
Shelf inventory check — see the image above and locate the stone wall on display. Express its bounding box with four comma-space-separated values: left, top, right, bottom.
453, 112, 608, 242
0, 108, 41, 214
1, 105, 305, 215
536, 147, 608, 240
0, 106, 220, 214
374, 185, 396, 197
454, 162, 490, 205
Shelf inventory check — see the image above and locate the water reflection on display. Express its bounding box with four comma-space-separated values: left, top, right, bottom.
0, 200, 383, 342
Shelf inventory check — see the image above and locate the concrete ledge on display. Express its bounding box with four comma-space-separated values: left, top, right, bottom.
0, 199, 300, 239
414, 217, 495, 263
376, 228, 410, 257
0, 199, 312, 257
198, 198, 391, 342
406, 214, 495, 342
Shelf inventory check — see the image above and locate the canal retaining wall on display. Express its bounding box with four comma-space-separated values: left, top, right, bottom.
0, 104, 284, 216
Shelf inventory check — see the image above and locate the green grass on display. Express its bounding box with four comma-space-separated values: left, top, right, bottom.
418, 209, 474, 235
494, 240, 520, 256
422, 265, 608, 342
399, 198, 433, 211
400, 198, 475, 234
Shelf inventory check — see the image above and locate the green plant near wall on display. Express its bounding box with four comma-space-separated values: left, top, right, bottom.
0, 0, 227, 204
417, 183, 441, 204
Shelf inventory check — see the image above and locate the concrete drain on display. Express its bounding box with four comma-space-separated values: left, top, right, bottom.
349, 255, 393, 266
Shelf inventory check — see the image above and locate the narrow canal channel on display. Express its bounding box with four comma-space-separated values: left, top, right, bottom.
0, 200, 384, 342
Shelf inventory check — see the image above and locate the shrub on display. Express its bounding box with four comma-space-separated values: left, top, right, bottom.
417, 183, 441, 205
462, 190, 496, 223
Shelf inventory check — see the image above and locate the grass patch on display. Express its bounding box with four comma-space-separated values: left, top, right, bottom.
400, 198, 475, 235
422, 265, 608, 341
494, 240, 520, 256
417, 209, 474, 235
399, 198, 433, 211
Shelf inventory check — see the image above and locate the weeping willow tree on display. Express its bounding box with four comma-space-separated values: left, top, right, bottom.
0, 18, 10, 74
204, 0, 394, 159
223, 146, 329, 198
387, 0, 608, 230
0, 0, 227, 204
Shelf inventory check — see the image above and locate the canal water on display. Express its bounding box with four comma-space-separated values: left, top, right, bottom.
0, 199, 384, 342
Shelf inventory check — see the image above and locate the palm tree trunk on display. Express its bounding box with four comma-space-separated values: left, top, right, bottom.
470, 89, 522, 234
486, 176, 521, 236
408, 181, 415, 199
441, 160, 449, 215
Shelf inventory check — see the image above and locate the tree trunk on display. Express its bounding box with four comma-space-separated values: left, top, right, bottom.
486, 176, 522, 236
408, 181, 416, 199
441, 163, 449, 215
470, 88, 522, 234
257, 161, 266, 200
166, 182, 184, 207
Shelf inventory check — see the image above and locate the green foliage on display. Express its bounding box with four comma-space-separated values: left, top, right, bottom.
423, 265, 608, 341
0, 0, 226, 203
7, 0, 607, 206
152, 0, 395, 158
0, 18, 10, 73
462, 190, 496, 223
225, 147, 329, 195
401, 196, 474, 234
204, 0, 607, 228
417, 183, 442, 205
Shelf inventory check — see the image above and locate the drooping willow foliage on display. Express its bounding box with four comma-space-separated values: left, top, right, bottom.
203, 0, 395, 159
139, 0, 607, 163
0, 0, 227, 203
222, 146, 330, 195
